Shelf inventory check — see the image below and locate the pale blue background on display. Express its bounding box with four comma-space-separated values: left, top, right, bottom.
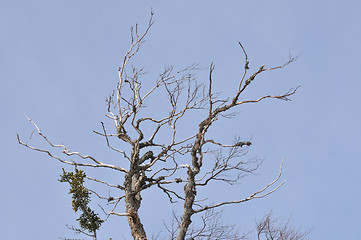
2, 1, 361, 239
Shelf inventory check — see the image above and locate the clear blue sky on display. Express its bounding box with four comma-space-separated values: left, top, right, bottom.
2, 1, 361, 239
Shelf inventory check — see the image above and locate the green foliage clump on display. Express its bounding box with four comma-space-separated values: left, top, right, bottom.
59, 168, 104, 233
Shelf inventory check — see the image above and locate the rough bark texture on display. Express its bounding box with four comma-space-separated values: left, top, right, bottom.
124, 144, 148, 240
177, 122, 207, 240
124, 178, 147, 240
176, 170, 196, 240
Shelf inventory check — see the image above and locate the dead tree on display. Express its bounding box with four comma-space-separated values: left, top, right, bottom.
162, 209, 249, 240
17, 12, 301, 240
256, 212, 311, 240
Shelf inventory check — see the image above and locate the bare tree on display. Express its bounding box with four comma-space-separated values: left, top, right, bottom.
161, 209, 249, 240
256, 212, 311, 240
17, 12, 304, 240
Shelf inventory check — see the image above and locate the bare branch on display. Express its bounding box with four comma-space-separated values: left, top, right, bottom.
205, 139, 252, 148
238, 41, 249, 90
157, 183, 185, 203
208, 62, 215, 116
257, 212, 311, 240
85, 176, 125, 190
99, 122, 130, 160
117, 11, 154, 124
17, 118, 128, 173
236, 86, 300, 105
108, 212, 129, 217
193, 158, 286, 214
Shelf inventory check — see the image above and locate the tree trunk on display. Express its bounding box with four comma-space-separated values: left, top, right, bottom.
125, 171, 147, 240
176, 170, 196, 240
